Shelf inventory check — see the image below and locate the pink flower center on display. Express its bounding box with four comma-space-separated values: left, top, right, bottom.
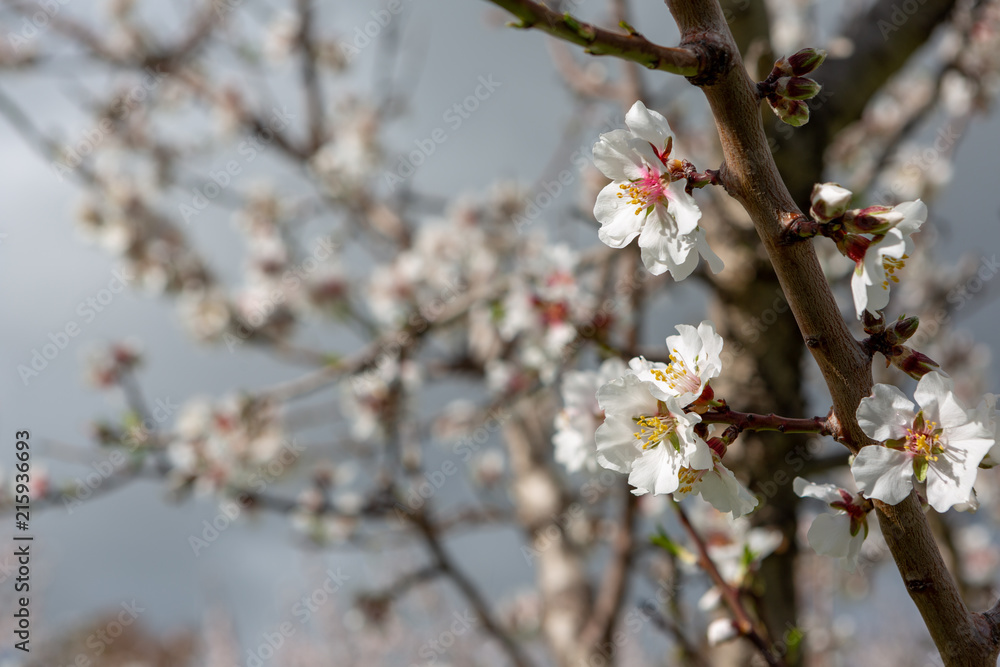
905, 419, 943, 461
832, 489, 868, 520
617, 168, 670, 216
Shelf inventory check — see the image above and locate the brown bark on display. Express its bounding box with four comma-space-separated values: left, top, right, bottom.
665, 1, 1000, 664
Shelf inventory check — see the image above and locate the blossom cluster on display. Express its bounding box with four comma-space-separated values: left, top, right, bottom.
555, 321, 758, 518
809, 182, 928, 319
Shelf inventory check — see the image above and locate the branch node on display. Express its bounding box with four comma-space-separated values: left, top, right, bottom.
905, 578, 934, 593
679, 31, 731, 87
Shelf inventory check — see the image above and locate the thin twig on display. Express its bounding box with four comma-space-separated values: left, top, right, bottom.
672, 500, 783, 667
485, 0, 700, 75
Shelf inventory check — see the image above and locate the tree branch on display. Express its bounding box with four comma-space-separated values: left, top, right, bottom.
772, 0, 959, 204
699, 407, 832, 437
663, 2, 1000, 664
485, 0, 701, 76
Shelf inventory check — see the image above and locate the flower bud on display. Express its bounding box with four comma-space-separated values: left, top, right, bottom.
707, 437, 727, 459
836, 233, 870, 263
844, 205, 905, 234
890, 345, 940, 380
787, 48, 827, 76
810, 182, 852, 221
775, 76, 822, 100
768, 97, 810, 127
887, 315, 919, 344
861, 310, 885, 335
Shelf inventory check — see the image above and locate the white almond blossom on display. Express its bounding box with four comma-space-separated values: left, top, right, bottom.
672, 455, 759, 518
851, 199, 927, 318
595, 371, 713, 496
553, 358, 628, 473
632, 320, 724, 405
793, 477, 870, 572
592, 101, 723, 280
851, 372, 995, 512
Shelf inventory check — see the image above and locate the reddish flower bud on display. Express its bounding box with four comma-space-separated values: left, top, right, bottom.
707, 437, 728, 459
844, 205, 905, 234
786, 48, 827, 76
768, 97, 810, 127
887, 315, 920, 344
837, 234, 870, 263
775, 76, 822, 100
861, 310, 885, 335
890, 345, 940, 379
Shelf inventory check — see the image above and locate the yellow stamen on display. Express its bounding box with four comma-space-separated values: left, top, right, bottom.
905, 419, 942, 461
881, 254, 908, 289
633, 414, 675, 450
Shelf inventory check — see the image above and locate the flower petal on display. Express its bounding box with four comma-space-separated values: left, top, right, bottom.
593, 129, 646, 181
625, 101, 673, 151
793, 477, 843, 504
857, 383, 914, 442
665, 180, 701, 235
806, 512, 853, 559
697, 463, 759, 518
893, 199, 927, 236
851, 445, 914, 505
595, 183, 644, 249
628, 443, 682, 495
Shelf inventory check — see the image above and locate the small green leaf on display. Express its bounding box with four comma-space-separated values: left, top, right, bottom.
651, 527, 681, 556
914, 456, 929, 482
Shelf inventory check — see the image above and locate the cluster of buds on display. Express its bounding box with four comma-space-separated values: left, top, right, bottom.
757, 48, 826, 127
805, 182, 884, 255
804, 182, 927, 320
862, 312, 941, 379
809, 183, 915, 237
